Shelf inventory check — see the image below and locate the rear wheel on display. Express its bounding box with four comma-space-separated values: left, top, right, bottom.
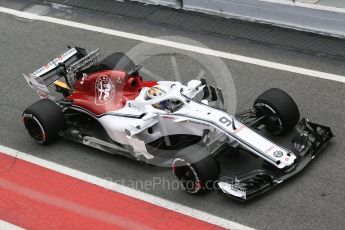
23, 99, 66, 144
254, 88, 300, 135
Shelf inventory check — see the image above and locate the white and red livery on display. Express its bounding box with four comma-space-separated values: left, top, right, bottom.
22, 47, 333, 201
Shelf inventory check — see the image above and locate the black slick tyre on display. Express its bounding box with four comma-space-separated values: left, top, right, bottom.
254, 88, 300, 135
172, 145, 220, 194
23, 99, 65, 144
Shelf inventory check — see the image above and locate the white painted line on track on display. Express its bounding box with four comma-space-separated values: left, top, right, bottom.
0, 145, 255, 230
0, 220, 25, 230
0, 6, 345, 84
259, 0, 345, 14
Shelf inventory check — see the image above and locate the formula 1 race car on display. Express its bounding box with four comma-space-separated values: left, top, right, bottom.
22, 47, 333, 201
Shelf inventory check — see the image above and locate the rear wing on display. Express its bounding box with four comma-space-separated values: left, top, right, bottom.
23, 47, 100, 99
30, 48, 79, 82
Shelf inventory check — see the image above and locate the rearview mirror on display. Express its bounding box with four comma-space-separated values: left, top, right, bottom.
187, 80, 201, 90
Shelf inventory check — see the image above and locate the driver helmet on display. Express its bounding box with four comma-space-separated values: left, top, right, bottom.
145, 86, 168, 110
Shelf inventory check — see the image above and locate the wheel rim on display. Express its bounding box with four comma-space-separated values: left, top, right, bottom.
23, 114, 46, 143
172, 158, 202, 194
255, 103, 283, 134
265, 115, 283, 134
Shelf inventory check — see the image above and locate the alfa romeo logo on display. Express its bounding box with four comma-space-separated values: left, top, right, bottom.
95, 75, 115, 105
273, 151, 283, 158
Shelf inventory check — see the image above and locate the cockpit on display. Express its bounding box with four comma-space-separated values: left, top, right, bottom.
134, 82, 187, 113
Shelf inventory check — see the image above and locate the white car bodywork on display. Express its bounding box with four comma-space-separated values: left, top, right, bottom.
76, 80, 296, 169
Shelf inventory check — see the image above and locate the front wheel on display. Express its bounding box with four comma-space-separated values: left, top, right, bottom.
254, 88, 300, 135
172, 145, 220, 194
23, 99, 66, 144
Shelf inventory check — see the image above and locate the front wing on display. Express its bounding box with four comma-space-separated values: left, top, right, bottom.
216, 118, 333, 202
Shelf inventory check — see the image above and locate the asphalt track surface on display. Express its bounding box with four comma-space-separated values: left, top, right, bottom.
0, 1, 345, 230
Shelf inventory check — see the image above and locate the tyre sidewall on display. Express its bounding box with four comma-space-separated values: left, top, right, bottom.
173, 145, 220, 193
23, 99, 65, 144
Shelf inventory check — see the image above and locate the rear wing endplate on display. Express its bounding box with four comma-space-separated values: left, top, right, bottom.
23, 73, 54, 99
